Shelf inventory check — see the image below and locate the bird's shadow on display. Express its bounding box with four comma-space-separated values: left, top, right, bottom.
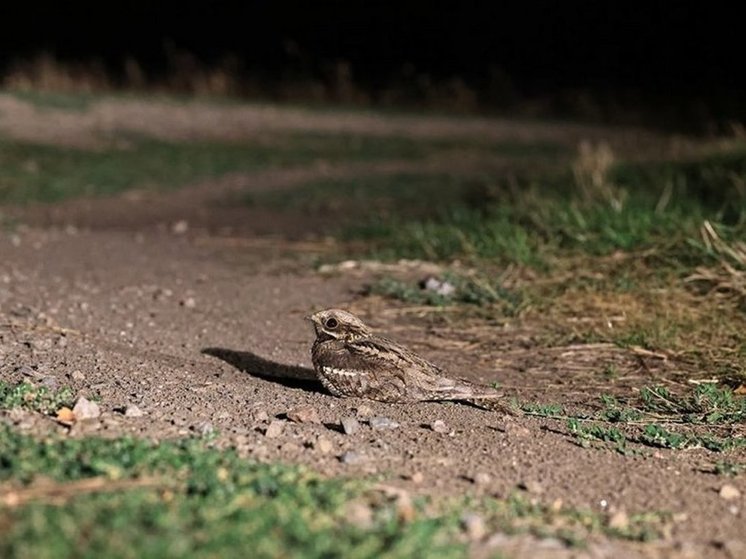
201, 347, 324, 394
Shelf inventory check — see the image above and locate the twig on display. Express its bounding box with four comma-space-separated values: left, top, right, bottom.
0, 476, 168, 508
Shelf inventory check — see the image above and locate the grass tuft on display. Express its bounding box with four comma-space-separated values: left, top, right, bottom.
0, 381, 74, 415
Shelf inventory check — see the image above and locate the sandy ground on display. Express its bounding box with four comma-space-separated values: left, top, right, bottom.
0, 95, 744, 558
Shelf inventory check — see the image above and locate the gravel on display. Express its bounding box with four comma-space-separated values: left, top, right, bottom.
341, 416, 361, 435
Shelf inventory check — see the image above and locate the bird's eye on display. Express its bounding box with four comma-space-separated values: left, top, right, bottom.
325, 318, 338, 329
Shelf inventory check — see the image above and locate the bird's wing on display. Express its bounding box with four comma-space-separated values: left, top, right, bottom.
344, 336, 451, 394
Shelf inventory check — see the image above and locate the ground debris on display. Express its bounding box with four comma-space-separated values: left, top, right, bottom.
72, 397, 100, 420
286, 405, 321, 424
341, 416, 361, 435
264, 420, 285, 438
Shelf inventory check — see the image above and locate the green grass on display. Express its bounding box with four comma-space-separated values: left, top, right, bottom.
0, 134, 557, 204
0, 381, 74, 415
256, 147, 745, 268
525, 384, 746, 455
367, 272, 524, 314
639, 384, 746, 424
0, 425, 674, 558
8, 89, 98, 111
714, 461, 746, 476
0, 426, 465, 559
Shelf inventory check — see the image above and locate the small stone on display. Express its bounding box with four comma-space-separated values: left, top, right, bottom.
254, 410, 270, 422
369, 416, 400, 430
264, 420, 285, 438
422, 276, 456, 297
172, 220, 189, 234
430, 420, 449, 433
16, 364, 40, 378
472, 472, 492, 486
41, 377, 59, 390
72, 397, 101, 420
195, 421, 214, 436
501, 419, 531, 437
341, 416, 361, 435
71, 370, 86, 381
409, 471, 424, 484
180, 297, 196, 309
608, 510, 629, 530
340, 451, 366, 465
56, 407, 76, 426
280, 442, 301, 453
723, 539, 746, 559
153, 288, 173, 301
124, 405, 144, 417
518, 480, 544, 494
286, 405, 321, 424
315, 435, 333, 454
461, 513, 486, 540
354, 404, 373, 418
719, 484, 741, 501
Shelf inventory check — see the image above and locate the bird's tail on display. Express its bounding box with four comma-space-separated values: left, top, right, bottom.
431, 378, 521, 415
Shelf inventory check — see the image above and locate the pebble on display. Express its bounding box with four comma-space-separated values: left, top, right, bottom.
461, 513, 487, 540
124, 405, 144, 417
286, 406, 321, 424
264, 420, 285, 438
180, 297, 196, 309
722, 539, 746, 559
195, 421, 215, 436
41, 377, 59, 389
422, 276, 456, 297
315, 436, 334, 454
254, 410, 270, 422
408, 471, 424, 484
71, 370, 86, 381
172, 220, 189, 235
72, 396, 101, 420
719, 484, 741, 501
472, 472, 492, 486
16, 364, 41, 378
153, 288, 173, 301
369, 416, 400, 430
518, 480, 544, 494
430, 420, 449, 433
341, 416, 361, 435
280, 442, 301, 453
354, 404, 373, 418
340, 451, 366, 465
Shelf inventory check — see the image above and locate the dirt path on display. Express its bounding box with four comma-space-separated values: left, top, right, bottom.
0, 93, 665, 149
0, 227, 743, 558
1, 96, 744, 558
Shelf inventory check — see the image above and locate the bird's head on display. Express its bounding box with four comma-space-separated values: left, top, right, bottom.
306, 308, 371, 341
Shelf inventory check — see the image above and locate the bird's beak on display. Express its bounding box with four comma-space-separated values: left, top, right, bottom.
304, 314, 320, 336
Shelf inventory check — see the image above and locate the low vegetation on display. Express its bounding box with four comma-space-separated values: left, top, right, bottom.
0, 423, 672, 557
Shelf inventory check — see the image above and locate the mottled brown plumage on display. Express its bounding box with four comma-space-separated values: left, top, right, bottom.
307, 308, 515, 412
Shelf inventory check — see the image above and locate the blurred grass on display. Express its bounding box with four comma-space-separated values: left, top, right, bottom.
0, 426, 464, 559
340, 149, 746, 266
0, 424, 672, 558
0, 133, 562, 204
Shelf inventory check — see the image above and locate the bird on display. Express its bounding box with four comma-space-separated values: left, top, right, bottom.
307, 308, 516, 412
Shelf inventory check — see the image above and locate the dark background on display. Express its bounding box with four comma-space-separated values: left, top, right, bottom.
1, 2, 744, 126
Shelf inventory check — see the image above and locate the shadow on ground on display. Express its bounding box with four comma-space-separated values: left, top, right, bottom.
202, 347, 324, 393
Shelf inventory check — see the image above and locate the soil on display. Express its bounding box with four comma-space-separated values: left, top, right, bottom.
0, 95, 744, 558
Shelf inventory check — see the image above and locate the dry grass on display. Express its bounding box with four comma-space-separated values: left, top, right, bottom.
572, 140, 626, 211
685, 221, 746, 307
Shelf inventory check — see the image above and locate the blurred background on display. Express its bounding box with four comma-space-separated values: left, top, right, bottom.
2, 1, 745, 131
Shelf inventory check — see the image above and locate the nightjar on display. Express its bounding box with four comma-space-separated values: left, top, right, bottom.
308, 308, 515, 411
